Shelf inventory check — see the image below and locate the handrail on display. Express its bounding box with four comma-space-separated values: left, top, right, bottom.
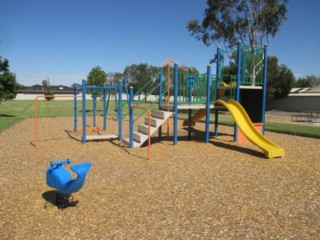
120, 73, 162, 116
130, 104, 151, 160
121, 76, 171, 121
161, 59, 191, 72
34, 95, 81, 147
133, 87, 169, 123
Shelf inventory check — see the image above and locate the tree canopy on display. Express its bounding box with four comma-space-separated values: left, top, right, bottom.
267, 56, 295, 99
294, 75, 320, 88
187, 0, 289, 50
0, 56, 18, 102
161, 64, 199, 75
124, 63, 159, 100
220, 55, 295, 98
42, 80, 49, 89
107, 72, 123, 84
87, 66, 107, 98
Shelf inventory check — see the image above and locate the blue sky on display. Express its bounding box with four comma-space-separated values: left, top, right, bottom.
1, 0, 320, 86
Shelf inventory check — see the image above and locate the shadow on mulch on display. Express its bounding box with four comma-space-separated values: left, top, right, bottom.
30, 130, 82, 147
42, 190, 79, 209
182, 127, 265, 158
64, 130, 82, 142
209, 139, 265, 158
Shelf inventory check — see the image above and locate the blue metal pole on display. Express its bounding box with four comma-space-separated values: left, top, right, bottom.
114, 84, 118, 121
205, 65, 211, 143
242, 48, 246, 84
236, 41, 242, 102
118, 80, 123, 141
93, 88, 96, 127
129, 86, 134, 148
261, 44, 268, 135
187, 74, 192, 140
106, 91, 111, 116
103, 85, 107, 131
74, 85, 77, 132
173, 63, 178, 145
158, 67, 163, 139
188, 109, 192, 139
214, 47, 221, 137
234, 41, 242, 142
82, 79, 86, 143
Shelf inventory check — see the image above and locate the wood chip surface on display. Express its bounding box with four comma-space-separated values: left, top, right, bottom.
0, 116, 319, 239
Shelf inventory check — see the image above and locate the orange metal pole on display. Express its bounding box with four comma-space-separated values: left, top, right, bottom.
160, 59, 191, 137
34, 96, 39, 147
147, 109, 151, 160
34, 95, 81, 148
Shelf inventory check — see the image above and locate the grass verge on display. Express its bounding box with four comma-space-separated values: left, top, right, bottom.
215, 119, 320, 138
0, 116, 24, 130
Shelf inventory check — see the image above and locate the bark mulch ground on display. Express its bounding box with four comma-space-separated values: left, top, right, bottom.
0, 116, 319, 239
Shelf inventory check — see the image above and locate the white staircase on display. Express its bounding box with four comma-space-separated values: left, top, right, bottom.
123, 110, 172, 148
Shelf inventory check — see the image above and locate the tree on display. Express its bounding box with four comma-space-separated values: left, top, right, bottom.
267, 56, 295, 99
71, 83, 81, 90
221, 55, 294, 98
107, 72, 123, 84
124, 63, 159, 101
294, 78, 312, 88
308, 75, 320, 87
161, 64, 199, 75
42, 79, 49, 90
87, 66, 107, 98
42, 79, 54, 100
0, 56, 18, 102
16, 82, 26, 91
187, 0, 289, 51
295, 75, 320, 88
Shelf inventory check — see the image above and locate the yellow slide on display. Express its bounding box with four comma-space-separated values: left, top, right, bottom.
183, 109, 206, 127
215, 99, 285, 159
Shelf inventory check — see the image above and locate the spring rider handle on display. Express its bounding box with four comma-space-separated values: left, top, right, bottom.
46, 158, 92, 208
50, 158, 71, 168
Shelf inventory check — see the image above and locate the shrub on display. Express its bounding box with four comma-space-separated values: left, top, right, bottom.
44, 91, 55, 100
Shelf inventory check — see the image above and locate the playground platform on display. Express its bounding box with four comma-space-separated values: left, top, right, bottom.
161, 103, 216, 110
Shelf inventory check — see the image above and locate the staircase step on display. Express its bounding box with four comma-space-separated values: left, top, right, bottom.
144, 117, 160, 127
137, 124, 157, 135
133, 131, 148, 143
122, 138, 140, 148
152, 110, 171, 119
125, 110, 172, 148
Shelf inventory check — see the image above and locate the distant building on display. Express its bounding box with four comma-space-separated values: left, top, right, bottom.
14, 85, 75, 100
268, 87, 320, 112
19, 85, 74, 94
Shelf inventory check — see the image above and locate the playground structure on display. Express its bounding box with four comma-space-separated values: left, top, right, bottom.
33, 43, 284, 159
124, 42, 285, 158
216, 99, 285, 159
34, 80, 123, 147
78, 79, 123, 143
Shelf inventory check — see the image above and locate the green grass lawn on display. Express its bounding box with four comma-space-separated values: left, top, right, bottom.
214, 119, 320, 137
0, 100, 118, 130
1, 100, 319, 137
177, 112, 320, 138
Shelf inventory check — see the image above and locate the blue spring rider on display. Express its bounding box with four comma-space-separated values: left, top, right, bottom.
46, 158, 92, 207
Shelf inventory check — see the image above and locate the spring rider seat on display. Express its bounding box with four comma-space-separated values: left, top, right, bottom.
46, 158, 92, 207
